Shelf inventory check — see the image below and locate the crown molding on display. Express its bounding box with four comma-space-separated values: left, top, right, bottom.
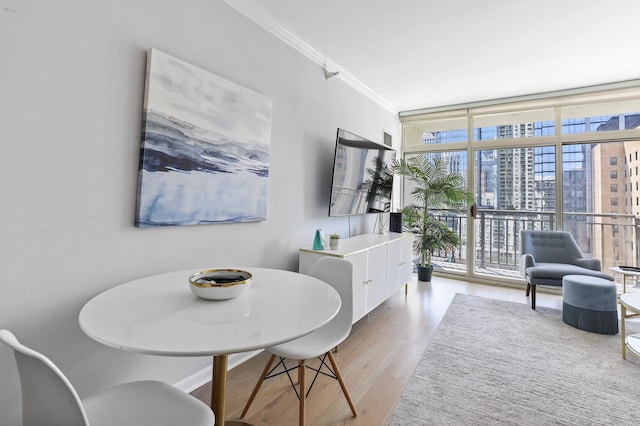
222, 0, 398, 114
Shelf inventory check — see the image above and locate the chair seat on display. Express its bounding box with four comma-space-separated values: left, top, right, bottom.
526, 263, 614, 282
82, 380, 214, 426
268, 323, 351, 360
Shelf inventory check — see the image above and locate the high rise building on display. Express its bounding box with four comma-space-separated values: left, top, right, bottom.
591, 115, 640, 268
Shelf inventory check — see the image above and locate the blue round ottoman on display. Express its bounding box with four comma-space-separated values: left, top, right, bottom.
562, 274, 618, 335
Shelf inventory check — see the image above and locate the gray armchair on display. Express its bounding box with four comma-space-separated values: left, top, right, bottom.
520, 230, 614, 309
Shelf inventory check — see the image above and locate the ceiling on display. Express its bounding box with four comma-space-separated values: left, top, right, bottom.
225, 0, 640, 114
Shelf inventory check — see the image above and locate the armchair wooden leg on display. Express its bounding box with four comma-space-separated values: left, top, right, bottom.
531, 284, 536, 310
526, 283, 531, 296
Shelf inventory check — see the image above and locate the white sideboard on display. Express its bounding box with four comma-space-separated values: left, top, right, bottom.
299, 232, 414, 323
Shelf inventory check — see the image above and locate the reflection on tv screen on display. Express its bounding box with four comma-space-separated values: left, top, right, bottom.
329, 128, 396, 216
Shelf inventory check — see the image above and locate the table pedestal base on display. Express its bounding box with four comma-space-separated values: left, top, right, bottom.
212, 355, 227, 425
211, 355, 254, 426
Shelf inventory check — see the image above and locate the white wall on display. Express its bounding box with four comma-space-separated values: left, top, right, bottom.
0, 0, 400, 422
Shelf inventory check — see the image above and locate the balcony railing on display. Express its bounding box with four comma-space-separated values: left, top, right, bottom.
429, 209, 640, 279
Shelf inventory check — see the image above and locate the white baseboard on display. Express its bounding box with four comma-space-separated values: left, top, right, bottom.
174, 349, 263, 393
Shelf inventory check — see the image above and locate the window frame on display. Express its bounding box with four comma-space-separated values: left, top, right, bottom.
399, 80, 640, 283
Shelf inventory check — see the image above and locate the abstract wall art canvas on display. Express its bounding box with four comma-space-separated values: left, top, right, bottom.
135, 49, 272, 227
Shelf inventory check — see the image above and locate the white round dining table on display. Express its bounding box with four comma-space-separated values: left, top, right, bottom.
79, 267, 341, 426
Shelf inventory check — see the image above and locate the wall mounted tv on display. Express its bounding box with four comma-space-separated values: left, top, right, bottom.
329, 128, 396, 216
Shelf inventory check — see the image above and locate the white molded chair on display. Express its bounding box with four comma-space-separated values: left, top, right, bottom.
240, 257, 358, 426
0, 329, 214, 426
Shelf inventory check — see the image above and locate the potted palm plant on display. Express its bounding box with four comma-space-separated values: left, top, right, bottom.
393, 156, 474, 282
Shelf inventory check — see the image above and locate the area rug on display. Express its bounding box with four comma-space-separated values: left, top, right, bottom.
387, 294, 640, 425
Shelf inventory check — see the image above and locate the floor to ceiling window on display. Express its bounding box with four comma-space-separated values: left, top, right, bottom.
399, 82, 640, 285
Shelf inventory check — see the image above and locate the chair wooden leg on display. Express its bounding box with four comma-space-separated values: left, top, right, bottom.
531, 284, 536, 310
241, 354, 277, 419
327, 351, 358, 417
298, 359, 306, 426
526, 283, 531, 296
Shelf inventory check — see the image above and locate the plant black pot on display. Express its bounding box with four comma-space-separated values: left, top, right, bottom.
417, 265, 434, 282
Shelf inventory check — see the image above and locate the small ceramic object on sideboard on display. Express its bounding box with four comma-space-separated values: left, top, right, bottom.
329, 234, 340, 250
313, 229, 326, 250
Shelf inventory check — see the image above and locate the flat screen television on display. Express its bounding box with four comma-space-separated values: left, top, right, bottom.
329, 128, 396, 216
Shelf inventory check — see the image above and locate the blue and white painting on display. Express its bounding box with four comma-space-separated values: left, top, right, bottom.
135, 49, 272, 227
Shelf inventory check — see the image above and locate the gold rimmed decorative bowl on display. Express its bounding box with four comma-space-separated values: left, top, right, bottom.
188, 269, 253, 300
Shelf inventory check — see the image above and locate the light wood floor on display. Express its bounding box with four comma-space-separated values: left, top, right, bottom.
191, 275, 564, 425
